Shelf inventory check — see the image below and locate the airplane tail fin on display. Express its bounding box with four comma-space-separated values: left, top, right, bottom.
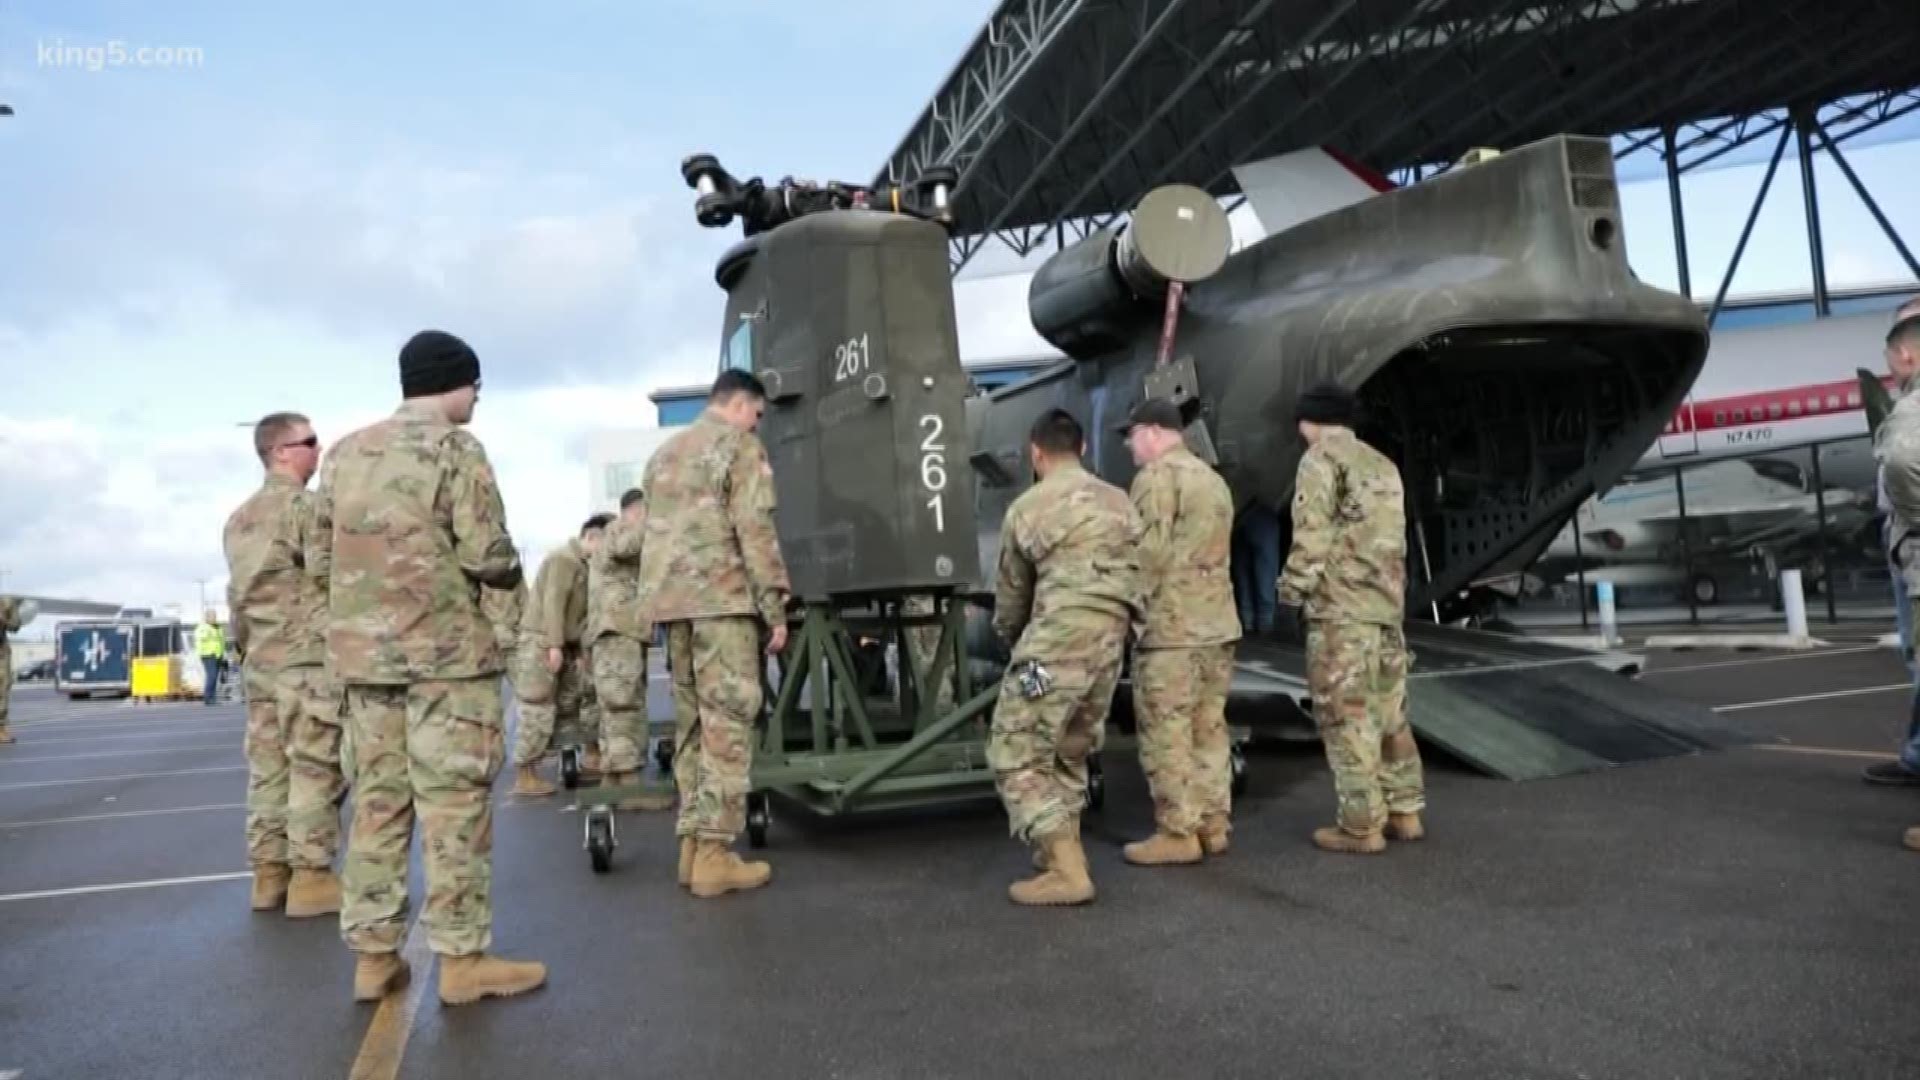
1231, 146, 1395, 238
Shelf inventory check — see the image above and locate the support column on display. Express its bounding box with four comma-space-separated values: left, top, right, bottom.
1709, 124, 1792, 328
1794, 106, 1830, 317
1663, 125, 1692, 298
1811, 118, 1920, 279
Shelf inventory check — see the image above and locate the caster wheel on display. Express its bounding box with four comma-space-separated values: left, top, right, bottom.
585, 808, 616, 873
1230, 743, 1248, 798
1087, 755, 1106, 812
746, 792, 771, 849
560, 746, 582, 790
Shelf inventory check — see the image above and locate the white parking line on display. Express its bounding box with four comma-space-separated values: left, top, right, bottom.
0, 803, 245, 828
1713, 683, 1914, 713
0, 766, 246, 791
0, 871, 251, 904
14, 712, 244, 732
6, 727, 243, 746
1646, 644, 1885, 675
0, 745, 240, 765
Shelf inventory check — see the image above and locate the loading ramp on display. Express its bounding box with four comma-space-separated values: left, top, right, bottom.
1227, 624, 1757, 782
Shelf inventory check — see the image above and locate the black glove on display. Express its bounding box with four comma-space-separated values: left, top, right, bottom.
1275, 601, 1306, 643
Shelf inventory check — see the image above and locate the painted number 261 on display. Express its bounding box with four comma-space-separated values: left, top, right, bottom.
833, 332, 871, 381
919, 413, 947, 532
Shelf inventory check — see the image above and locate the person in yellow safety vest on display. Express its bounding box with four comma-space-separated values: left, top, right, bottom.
196, 611, 227, 706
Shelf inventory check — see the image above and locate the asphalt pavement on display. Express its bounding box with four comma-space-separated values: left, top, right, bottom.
2, 644, 1918, 1080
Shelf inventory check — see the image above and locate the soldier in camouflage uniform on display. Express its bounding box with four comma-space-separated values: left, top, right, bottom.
510, 517, 607, 795
989, 408, 1143, 906
0, 593, 35, 746
1278, 383, 1424, 855
638, 369, 790, 898
310, 330, 545, 1004
1871, 302, 1920, 852
222, 411, 348, 917
589, 488, 672, 811
1117, 399, 1241, 866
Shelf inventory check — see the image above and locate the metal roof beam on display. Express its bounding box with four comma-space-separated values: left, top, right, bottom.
1342, 0, 1589, 170
1043, 0, 1389, 232
1810, 113, 1920, 279
960, 0, 1201, 269
1706, 124, 1793, 328
1195, 0, 1460, 193
1462, 0, 1756, 159
877, 0, 1088, 188
1138, 0, 1368, 194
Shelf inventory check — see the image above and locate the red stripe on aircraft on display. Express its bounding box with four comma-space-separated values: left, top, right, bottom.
1659, 374, 1891, 435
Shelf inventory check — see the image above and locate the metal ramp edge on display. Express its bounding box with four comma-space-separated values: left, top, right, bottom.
1230, 626, 1757, 782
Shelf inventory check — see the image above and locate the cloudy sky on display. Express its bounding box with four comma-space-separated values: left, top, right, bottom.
2, 0, 1917, 631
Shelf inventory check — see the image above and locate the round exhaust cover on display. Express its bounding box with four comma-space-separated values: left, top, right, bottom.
1127, 184, 1231, 283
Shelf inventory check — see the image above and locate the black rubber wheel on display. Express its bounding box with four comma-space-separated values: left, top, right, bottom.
653, 736, 674, 774
560, 747, 582, 790
1087, 755, 1106, 811
1230, 743, 1249, 798
586, 809, 614, 873
746, 792, 771, 849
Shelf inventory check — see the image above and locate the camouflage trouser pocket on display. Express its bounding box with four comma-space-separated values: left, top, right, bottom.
426, 678, 505, 789
514, 643, 556, 705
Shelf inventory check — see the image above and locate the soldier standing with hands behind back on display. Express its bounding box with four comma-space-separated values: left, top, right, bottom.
1118, 399, 1241, 866
1278, 383, 1426, 855
988, 408, 1143, 907
638, 368, 790, 898
223, 411, 347, 917
311, 329, 545, 1005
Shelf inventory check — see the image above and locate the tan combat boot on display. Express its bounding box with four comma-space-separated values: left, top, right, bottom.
1903, 825, 1920, 853
1312, 826, 1386, 854
1122, 830, 1203, 866
688, 839, 771, 898
438, 953, 548, 1005
609, 771, 673, 812
250, 863, 290, 911
1198, 813, 1231, 855
353, 952, 410, 1002
285, 868, 343, 918
512, 764, 555, 797
677, 836, 695, 886
0, 725, 14, 745
1010, 825, 1096, 906
1385, 812, 1425, 841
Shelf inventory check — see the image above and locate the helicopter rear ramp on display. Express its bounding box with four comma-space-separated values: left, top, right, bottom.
1230, 624, 1756, 782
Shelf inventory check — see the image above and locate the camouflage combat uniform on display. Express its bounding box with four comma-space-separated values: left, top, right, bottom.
0, 596, 24, 743
512, 539, 601, 765
1279, 427, 1424, 841
990, 460, 1143, 848
223, 473, 347, 882
637, 411, 790, 854
1128, 445, 1241, 847
1877, 373, 1920, 594
310, 399, 523, 958
587, 511, 651, 775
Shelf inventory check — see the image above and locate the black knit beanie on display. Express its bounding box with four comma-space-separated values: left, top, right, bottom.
399, 330, 481, 398
1294, 382, 1358, 426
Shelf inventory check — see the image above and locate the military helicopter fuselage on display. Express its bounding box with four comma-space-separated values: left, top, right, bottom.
679, 135, 1708, 628
961, 135, 1708, 623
